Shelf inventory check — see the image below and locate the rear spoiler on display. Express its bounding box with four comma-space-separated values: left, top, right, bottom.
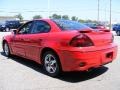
99, 29, 110, 32
94, 29, 110, 32
78, 29, 110, 33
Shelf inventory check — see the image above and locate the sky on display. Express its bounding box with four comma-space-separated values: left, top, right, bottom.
0, 0, 120, 22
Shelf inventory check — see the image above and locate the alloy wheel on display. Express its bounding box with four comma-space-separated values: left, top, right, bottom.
44, 54, 57, 74
4, 43, 10, 56
43, 51, 61, 77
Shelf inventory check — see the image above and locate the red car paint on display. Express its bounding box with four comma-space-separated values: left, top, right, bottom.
2, 19, 117, 72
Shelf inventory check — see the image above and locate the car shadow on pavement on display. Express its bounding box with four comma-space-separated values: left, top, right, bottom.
58, 67, 108, 83
1, 52, 108, 83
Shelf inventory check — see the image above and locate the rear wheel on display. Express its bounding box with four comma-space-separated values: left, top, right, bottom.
43, 51, 61, 77
3, 42, 11, 57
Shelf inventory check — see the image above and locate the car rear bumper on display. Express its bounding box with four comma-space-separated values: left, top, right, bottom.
59, 44, 117, 72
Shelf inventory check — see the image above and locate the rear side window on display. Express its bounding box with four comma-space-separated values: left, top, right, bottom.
53, 19, 90, 31
31, 20, 50, 34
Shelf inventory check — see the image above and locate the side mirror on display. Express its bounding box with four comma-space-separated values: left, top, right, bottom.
11, 29, 18, 34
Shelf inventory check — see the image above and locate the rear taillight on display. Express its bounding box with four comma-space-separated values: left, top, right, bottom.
70, 34, 94, 47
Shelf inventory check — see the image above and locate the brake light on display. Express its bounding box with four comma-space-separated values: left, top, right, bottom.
70, 34, 94, 47
100, 29, 110, 32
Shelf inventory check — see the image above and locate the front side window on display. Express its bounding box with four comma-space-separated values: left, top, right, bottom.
19, 21, 33, 34
31, 20, 50, 34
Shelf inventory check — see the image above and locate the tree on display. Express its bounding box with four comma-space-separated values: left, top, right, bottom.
85, 19, 93, 23
92, 20, 98, 23
78, 19, 85, 23
15, 14, 23, 21
71, 16, 78, 21
50, 14, 61, 19
62, 15, 69, 20
78, 19, 98, 24
33, 15, 42, 19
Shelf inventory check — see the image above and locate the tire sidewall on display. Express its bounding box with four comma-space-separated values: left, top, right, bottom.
3, 42, 10, 57
119, 31, 120, 36
116, 31, 120, 36
43, 51, 60, 77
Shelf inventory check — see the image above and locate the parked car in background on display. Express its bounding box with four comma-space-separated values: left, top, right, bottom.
112, 24, 120, 36
0, 20, 21, 32
84, 23, 106, 29
2, 19, 117, 77
96, 24, 106, 29
5, 20, 21, 31
112, 24, 120, 31
0, 22, 6, 31
84, 23, 97, 29
115, 25, 120, 36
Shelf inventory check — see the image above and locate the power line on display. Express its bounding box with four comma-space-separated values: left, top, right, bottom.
98, 0, 100, 22
0, 9, 120, 14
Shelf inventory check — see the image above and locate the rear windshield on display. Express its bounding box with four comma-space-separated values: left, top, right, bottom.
53, 19, 90, 31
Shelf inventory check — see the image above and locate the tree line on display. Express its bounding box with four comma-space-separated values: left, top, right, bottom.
15, 13, 98, 23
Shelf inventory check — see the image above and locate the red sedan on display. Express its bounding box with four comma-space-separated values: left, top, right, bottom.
2, 19, 117, 77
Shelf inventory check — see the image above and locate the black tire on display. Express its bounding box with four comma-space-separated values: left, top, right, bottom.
3, 42, 11, 57
116, 31, 120, 36
43, 51, 61, 77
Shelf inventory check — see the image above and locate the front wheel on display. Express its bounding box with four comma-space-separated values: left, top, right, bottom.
43, 51, 61, 77
3, 42, 11, 57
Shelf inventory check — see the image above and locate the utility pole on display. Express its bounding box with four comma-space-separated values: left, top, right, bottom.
47, 0, 50, 18
109, 0, 112, 30
97, 0, 100, 23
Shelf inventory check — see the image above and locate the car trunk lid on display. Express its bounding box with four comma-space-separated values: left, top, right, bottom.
78, 29, 112, 46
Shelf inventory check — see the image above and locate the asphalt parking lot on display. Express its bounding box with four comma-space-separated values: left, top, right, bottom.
0, 32, 120, 90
